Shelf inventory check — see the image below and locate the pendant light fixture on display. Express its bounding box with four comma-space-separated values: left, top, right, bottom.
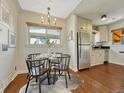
101, 14, 107, 21
41, 7, 57, 25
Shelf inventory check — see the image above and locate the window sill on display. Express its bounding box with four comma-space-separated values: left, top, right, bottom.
25, 44, 62, 48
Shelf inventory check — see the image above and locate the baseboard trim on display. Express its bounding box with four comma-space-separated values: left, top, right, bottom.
16, 70, 28, 75
90, 64, 104, 68
69, 67, 78, 72
11, 72, 18, 81
109, 61, 124, 66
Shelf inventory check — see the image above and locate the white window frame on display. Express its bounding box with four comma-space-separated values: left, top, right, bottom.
27, 25, 62, 47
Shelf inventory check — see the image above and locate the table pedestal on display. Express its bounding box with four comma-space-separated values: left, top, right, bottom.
41, 74, 58, 85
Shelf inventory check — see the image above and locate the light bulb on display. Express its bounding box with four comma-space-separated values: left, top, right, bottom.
101, 14, 107, 21
41, 16, 44, 19
54, 18, 56, 21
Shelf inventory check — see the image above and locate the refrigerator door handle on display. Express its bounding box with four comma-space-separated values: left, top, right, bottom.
80, 32, 81, 58
80, 45, 81, 58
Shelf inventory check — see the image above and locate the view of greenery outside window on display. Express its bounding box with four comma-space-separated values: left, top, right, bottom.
28, 26, 61, 45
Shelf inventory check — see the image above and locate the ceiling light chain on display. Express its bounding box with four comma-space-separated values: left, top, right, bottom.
41, 6, 57, 25
47, 7, 51, 25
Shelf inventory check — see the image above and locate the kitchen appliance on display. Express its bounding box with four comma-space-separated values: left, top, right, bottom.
77, 32, 91, 70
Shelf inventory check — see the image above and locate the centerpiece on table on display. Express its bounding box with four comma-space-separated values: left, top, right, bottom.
46, 38, 54, 54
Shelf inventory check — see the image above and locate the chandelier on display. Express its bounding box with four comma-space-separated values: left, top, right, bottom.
41, 7, 57, 25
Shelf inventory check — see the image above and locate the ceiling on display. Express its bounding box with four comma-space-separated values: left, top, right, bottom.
18, 0, 81, 18
18, 0, 124, 25
73, 0, 124, 25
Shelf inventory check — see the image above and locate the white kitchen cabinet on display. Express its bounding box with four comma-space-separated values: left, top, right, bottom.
91, 49, 105, 66
77, 16, 92, 33
91, 50, 98, 66
98, 26, 109, 42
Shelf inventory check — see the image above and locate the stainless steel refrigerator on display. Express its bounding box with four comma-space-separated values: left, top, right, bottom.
77, 32, 91, 70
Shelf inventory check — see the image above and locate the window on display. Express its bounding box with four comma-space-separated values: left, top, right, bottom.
112, 28, 124, 44
28, 25, 61, 45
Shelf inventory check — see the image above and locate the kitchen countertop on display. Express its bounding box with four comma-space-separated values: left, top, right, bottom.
92, 46, 110, 50
119, 51, 124, 53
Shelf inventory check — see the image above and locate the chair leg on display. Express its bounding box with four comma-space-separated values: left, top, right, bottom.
59, 70, 61, 77
25, 77, 30, 93
53, 69, 56, 84
67, 70, 71, 80
47, 71, 50, 85
27, 74, 29, 79
36, 77, 38, 82
64, 71, 68, 88
39, 81, 41, 93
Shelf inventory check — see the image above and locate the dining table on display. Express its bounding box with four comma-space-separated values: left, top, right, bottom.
36, 52, 61, 60
35, 52, 62, 85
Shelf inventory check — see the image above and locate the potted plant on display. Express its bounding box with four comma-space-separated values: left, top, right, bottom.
46, 38, 54, 54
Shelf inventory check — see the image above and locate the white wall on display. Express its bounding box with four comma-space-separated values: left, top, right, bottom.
109, 45, 124, 65
108, 19, 124, 65
0, 0, 19, 92
17, 10, 67, 73
66, 14, 77, 71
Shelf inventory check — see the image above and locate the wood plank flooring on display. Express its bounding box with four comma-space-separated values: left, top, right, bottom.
4, 63, 124, 93
72, 63, 124, 93
4, 74, 27, 93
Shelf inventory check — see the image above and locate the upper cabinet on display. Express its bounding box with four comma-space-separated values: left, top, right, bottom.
98, 26, 109, 42
77, 16, 92, 33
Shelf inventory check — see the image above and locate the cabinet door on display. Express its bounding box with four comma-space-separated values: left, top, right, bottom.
91, 50, 99, 66
77, 17, 92, 33
95, 50, 103, 65
90, 51, 94, 66
91, 50, 105, 66
99, 50, 105, 64
99, 26, 108, 42
100, 30, 108, 42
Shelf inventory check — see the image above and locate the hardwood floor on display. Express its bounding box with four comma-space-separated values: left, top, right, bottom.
4, 74, 27, 93
4, 63, 124, 93
72, 63, 124, 93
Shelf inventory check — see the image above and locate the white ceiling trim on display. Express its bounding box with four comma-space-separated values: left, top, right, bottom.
18, 0, 82, 18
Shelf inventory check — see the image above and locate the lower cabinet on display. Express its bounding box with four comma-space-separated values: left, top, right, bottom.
91, 49, 105, 66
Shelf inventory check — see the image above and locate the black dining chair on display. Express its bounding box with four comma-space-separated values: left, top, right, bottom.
50, 52, 63, 76
25, 58, 50, 93
52, 54, 71, 88
27, 53, 41, 80
50, 52, 63, 68
28, 53, 41, 60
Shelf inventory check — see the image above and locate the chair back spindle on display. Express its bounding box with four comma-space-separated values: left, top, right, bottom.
26, 59, 49, 77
